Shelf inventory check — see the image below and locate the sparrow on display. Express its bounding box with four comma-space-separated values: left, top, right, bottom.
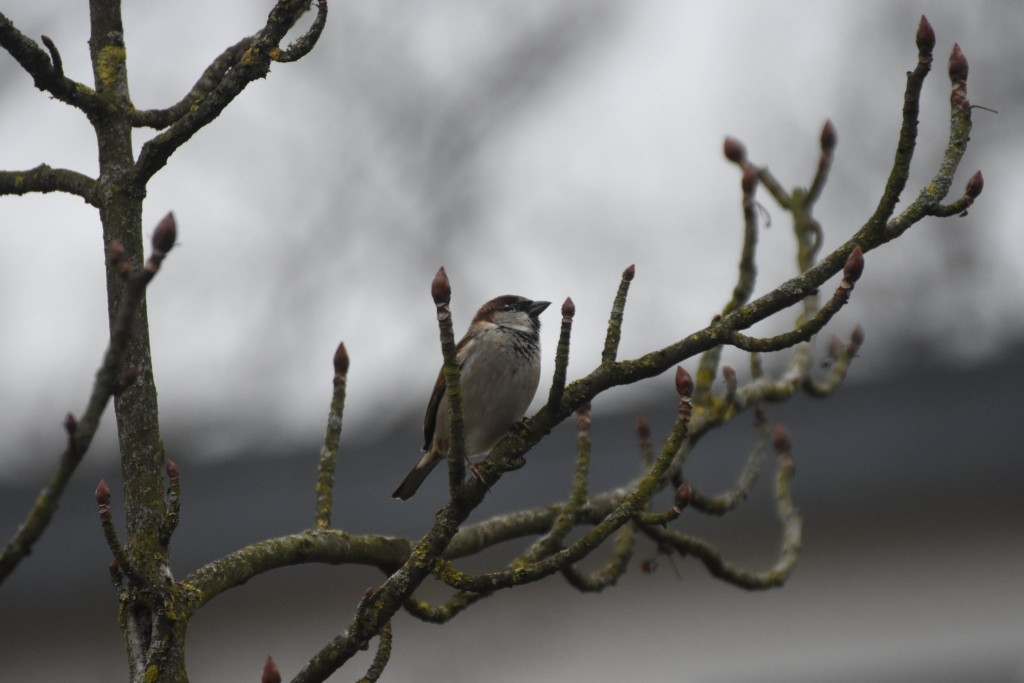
392, 295, 551, 500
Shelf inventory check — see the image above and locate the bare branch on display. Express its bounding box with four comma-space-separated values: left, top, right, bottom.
805, 119, 837, 205
315, 342, 348, 529
95, 479, 132, 575
0, 14, 103, 114
727, 245, 864, 353
0, 215, 176, 584
690, 413, 769, 515
274, 0, 328, 63
601, 264, 635, 363
134, 0, 328, 183
545, 297, 576, 409
866, 14, 935, 228
354, 620, 392, 683
182, 530, 410, 614
432, 267, 467, 496
0, 164, 98, 205
131, 38, 252, 130
640, 425, 801, 589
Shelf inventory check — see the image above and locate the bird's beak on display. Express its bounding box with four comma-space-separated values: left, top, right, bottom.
528, 300, 551, 317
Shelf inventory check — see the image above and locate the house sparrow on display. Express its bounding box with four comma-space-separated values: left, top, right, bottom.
392, 295, 551, 500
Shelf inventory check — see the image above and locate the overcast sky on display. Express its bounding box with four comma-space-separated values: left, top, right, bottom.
1, 1, 1021, 477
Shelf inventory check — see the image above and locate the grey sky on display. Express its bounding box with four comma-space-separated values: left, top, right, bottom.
1, 1, 1020, 477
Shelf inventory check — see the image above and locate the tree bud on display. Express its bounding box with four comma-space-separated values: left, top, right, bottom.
772, 422, 791, 453
635, 415, 650, 440
843, 245, 864, 283
916, 16, 935, 55
828, 334, 844, 359
722, 365, 737, 395
673, 480, 693, 512
965, 171, 984, 199
675, 366, 694, 398
431, 266, 451, 305
820, 119, 837, 152
262, 656, 281, 683
948, 43, 968, 83
561, 296, 575, 319
723, 137, 746, 163
95, 479, 111, 506
152, 212, 177, 255
850, 324, 865, 349
333, 342, 349, 378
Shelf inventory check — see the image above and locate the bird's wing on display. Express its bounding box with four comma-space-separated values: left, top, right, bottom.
422, 367, 446, 451
422, 333, 475, 451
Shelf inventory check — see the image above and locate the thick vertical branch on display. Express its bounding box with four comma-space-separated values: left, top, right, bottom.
88, 1, 169, 575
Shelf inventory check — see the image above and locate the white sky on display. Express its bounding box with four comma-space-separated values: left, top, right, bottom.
1, 1, 1020, 476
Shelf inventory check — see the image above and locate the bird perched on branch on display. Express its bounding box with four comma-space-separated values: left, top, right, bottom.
392, 295, 550, 500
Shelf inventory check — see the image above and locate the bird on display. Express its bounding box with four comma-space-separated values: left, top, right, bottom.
392, 295, 551, 500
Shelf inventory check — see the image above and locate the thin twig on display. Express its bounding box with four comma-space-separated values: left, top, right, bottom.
315, 343, 348, 529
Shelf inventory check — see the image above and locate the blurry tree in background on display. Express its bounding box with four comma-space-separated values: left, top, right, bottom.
0, 3, 984, 682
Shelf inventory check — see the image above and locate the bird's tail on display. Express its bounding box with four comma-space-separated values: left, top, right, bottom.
391, 456, 441, 500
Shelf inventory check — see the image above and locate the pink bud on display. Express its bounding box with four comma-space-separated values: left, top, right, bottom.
622, 264, 636, 282
948, 43, 968, 83
772, 423, 791, 453
151, 212, 177, 255
635, 415, 651, 440
561, 296, 575, 318
965, 171, 984, 199
675, 366, 694, 398
722, 365, 737, 394
95, 480, 111, 506
820, 119, 837, 152
916, 16, 935, 55
843, 245, 864, 283
262, 656, 281, 683
673, 480, 693, 512
850, 324, 865, 348
333, 342, 349, 377
723, 137, 746, 163
431, 267, 451, 305
828, 334, 844, 359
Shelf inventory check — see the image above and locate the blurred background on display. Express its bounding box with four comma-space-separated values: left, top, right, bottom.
1, 1, 1022, 681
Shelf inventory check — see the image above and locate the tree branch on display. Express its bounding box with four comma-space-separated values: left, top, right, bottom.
133, 0, 327, 184
640, 423, 801, 590
866, 15, 935, 229
181, 530, 409, 615
0, 14, 103, 114
314, 342, 348, 529
0, 217, 175, 585
0, 164, 98, 205
131, 38, 252, 130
